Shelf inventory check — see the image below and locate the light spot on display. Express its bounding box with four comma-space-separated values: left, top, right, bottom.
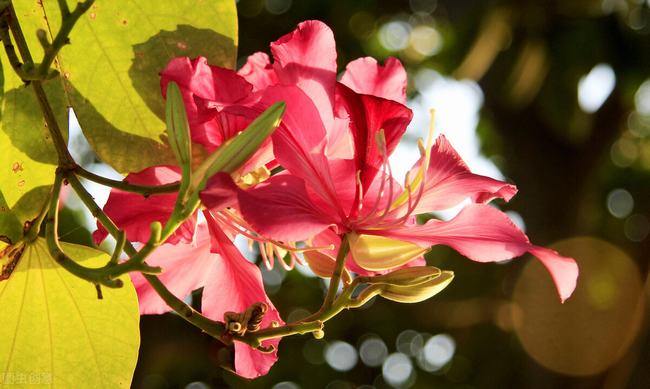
606, 188, 634, 218
409, 0, 438, 13
379, 21, 411, 51
610, 138, 639, 167
325, 341, 358, 371
635, 79, 650, 115
419, 334, 455, 371
396, 329, 423, 357
184, 382, 210, 389
359, 337, 388, 367
624, 214, 649, 242
265, 0, 291, 15
513, 237, 644, 376
409, 25, 442, 57
577, 63, 616, 113
382, 353, 413, 387
272, 382, 300, 389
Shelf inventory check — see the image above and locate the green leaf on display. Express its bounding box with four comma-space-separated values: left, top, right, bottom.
192, 101, 286, 191
0, 238, 140, 387
49, 0, 238, 173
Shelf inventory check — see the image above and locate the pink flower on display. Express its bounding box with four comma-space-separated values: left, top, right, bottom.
218, 20, 577, 302
93, 165, 197, 245
130, 213, 283, 379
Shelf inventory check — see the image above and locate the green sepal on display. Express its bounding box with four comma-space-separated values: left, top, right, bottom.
164, 81, 192, 179
191, 101, 285, 193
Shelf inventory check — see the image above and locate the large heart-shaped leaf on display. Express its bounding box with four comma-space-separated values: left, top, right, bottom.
51, 0, 238, 173
0, 238, 140, 387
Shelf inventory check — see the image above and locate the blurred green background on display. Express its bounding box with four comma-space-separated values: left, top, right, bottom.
61, 0, 650, 387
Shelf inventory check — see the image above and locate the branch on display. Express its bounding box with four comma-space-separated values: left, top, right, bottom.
320, 236, 350, 311
37, 0, 95, 77
45, 172, 162, 288
74, 165, 180, 195
2, 4, 75, 166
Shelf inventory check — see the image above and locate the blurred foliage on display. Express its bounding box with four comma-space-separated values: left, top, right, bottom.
61, 0, 647, 387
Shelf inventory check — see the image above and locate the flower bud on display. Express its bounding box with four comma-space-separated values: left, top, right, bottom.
366, 266, 442, 287
378, 271, 454, 303
165, 81, 192, 172
348, 233, 429, 271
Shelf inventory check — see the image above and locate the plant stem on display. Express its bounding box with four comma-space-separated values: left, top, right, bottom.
45, 173, 162, 288
3, 4, 75, 166
74, 165, 180, 195
320, 236, 350, 311
37, 0, 95, 77
66, 172, 229, 340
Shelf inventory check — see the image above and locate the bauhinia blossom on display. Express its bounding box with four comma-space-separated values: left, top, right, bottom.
203, 20, 578, 302
95, 19, 579, 381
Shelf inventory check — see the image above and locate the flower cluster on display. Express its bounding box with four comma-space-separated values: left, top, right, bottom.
95, 20, 578, 378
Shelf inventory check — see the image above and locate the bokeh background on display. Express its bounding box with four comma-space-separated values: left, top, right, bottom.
60, 0, 650, 387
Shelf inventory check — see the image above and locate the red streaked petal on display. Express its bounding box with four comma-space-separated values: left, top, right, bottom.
336, 83, 412, 190
409, 135, 517, 213
381, 204, 578, 301
238, 174, 336, 242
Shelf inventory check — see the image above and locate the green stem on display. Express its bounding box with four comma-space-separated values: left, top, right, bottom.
66, 172, 229, 340
320, 236, 350, 311
74, 166, 180, 195
3, 4, 74, 166
45, 173, 162, 288
238, 320, 324, 345
45, 174, 124, 287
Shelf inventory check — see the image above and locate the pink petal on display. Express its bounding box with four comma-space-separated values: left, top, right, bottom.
160, 57, 256, 152
410, 135, 517, 213
93, 166, 196, 245
340, 57, 407, 104
381, 204, 578, 301
161, 57, 252, 106
130, 224, 214, 314
271, 20, 337, 129
336, 83, 412, 190
528, 246, 579, 303
238, 174, 335, 242
200, 172, 240, 211
203, 213, 284, 378
238, 52, 279, 91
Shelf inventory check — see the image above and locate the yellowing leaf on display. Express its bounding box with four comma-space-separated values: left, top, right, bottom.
0, 239, 140, 388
